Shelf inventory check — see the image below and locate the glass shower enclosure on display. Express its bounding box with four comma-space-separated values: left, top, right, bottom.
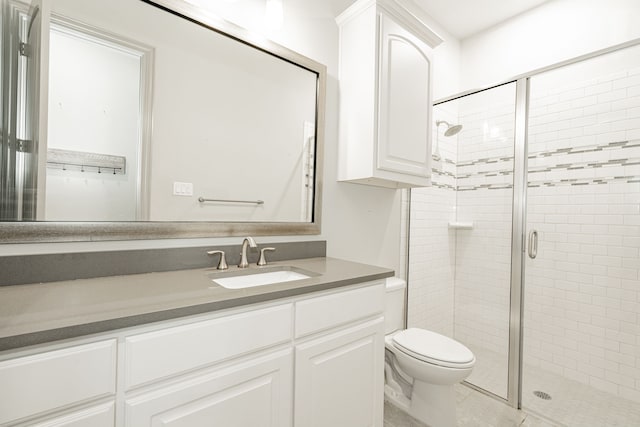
408, 41, 640, 425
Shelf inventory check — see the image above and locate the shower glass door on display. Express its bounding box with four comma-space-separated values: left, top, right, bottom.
522, 44, 640, 425
408, 81, 518, 400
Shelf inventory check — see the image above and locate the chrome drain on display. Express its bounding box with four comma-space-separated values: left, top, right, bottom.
533, 390, 552, 400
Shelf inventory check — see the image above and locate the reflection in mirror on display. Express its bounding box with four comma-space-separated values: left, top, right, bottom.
1, 0, 324, 234
46, 18, 149, 221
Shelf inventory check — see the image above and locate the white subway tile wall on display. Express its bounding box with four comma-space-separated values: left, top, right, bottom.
408, 107, 457, 338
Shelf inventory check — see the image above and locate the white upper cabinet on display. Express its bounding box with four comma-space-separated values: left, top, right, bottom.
337, 0, 443, 188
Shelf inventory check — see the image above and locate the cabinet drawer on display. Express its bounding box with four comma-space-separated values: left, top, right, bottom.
0, 340, 117, 425
295, 282, 384, 338
28, 401, 115, 427
125, 303, 292, 389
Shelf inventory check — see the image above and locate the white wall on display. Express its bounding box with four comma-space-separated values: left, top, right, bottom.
460, 0, 640, 91
146, 14, 316, 222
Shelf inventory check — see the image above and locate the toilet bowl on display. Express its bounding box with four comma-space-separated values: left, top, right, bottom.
384, 278, 475, 427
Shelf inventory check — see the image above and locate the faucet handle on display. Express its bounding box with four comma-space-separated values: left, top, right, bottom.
257, 247, 276, 266
207, 250, 229, 270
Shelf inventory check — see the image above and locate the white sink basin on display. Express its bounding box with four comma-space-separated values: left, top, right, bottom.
210, 267, 314, 289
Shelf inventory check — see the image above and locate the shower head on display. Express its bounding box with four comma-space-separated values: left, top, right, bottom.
436, 120, 463, 137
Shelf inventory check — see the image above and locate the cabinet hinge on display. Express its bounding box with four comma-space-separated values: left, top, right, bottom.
19, 42, 31, 57
16, 139, 34, 153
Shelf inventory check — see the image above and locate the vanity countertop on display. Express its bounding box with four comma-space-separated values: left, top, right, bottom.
0, 257, 394, 351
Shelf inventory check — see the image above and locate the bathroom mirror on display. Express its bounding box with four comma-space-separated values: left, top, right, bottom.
0, 0, 325, 242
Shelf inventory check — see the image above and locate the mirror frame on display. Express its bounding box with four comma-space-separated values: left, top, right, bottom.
0, 0, 325, 243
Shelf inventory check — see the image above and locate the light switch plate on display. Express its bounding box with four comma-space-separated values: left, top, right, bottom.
173, 182, 193, 196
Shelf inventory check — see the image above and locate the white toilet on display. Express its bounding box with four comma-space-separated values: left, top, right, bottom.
384, 278, 475, 427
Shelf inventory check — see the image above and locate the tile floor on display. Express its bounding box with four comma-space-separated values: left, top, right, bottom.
384, 384, 555, 427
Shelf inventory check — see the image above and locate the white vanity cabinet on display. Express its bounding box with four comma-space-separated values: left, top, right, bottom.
0, 280, 386, 427
337, 0, 443, 188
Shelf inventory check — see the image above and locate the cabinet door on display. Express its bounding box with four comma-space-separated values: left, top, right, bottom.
125, 349, 292, 427
377, 12, 432, 180
294, 318, 385, 427
124, 303, 292, 389
0, 340, 116, 425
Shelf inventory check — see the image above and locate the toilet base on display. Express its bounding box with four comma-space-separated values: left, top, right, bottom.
409, 381, 456, 427
384, 383, 411, 412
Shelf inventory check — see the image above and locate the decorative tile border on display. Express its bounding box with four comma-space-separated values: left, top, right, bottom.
458, 170, 513, 180
529, 140, 640, 160
430, 139, 640, 192
529, 157, 640, 174
432, 182, 457, 191
458, 183, 513, 191
458, 156, 514, 167
528, 175, 640, 188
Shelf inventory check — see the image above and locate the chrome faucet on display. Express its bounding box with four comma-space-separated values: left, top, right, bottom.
238, 236, 257, 268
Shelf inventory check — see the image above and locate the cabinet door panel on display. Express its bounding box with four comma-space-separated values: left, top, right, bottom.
125, 349, 292, 427
295, 318, 384, 427
377, 13, 432, 178
295, 281, 384, 338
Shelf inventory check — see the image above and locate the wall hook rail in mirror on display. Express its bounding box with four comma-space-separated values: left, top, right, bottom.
46, 149, 126, 175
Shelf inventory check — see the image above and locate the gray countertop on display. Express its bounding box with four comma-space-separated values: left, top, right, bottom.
0, 257, 394, 351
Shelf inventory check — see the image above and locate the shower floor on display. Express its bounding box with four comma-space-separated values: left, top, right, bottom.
522, 364, 640, 427
464, 345, 640, 426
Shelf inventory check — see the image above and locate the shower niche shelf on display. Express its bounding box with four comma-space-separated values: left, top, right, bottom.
336, 0, 442, 188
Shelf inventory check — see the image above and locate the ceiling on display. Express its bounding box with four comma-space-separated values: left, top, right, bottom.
415, 0, 550, 39
330, 0, 551, 40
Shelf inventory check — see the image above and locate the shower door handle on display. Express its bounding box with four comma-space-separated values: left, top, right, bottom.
528, 230, 538, 259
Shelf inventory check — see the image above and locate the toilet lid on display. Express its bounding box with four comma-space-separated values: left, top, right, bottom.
392, 328, 475, 368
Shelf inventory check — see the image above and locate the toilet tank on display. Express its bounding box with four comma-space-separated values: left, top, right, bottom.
385, 277, 406, 334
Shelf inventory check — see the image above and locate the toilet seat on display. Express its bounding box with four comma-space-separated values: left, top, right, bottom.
392, 328, 475, 369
